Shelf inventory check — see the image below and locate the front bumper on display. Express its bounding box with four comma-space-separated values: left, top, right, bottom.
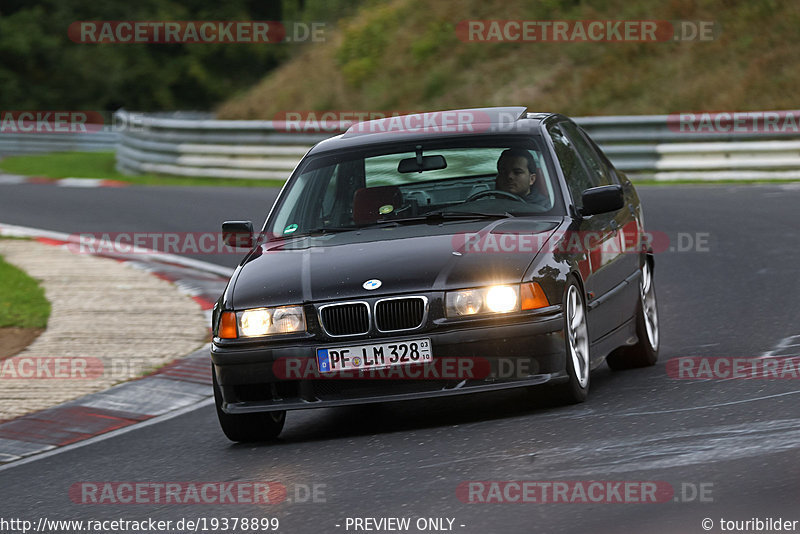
212, 311, 565, 413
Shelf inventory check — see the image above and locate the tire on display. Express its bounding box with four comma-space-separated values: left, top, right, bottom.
213, 371, 286, 442
552, 279, 590, 404
606, 260, 659, 370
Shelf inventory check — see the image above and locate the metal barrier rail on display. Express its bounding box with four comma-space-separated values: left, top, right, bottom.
0, 131, 119, 156
9, 110, 800, 181
113, 110, 800, 181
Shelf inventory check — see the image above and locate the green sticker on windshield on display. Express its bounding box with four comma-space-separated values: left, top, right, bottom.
379, 204, 394, 215
283, 224, 298, 234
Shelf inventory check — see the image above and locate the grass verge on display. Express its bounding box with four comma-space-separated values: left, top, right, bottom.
0, 252, 50, 329
0, 151, 286, 188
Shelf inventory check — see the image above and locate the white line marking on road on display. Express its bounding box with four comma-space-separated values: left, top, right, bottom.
758, 334, 800, 358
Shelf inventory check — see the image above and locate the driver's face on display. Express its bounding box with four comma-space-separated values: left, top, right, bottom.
496, 156, 535, 197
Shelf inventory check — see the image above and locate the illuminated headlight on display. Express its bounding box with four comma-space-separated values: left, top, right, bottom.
486, 285, 518, 313
237, 306, 305, 337
445, 285, 519, 317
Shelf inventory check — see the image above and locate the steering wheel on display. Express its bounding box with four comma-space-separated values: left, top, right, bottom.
465, 189, 527, 203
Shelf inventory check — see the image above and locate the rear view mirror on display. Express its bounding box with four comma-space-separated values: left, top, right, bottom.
398, 154, 447, 173
222, 220, 254, 248
580, 185, 624, 216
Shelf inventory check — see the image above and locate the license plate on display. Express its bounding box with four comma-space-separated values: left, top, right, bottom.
317, 338, 432, 373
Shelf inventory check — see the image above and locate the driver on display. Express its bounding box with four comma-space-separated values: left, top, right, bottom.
495, 148, 549, 208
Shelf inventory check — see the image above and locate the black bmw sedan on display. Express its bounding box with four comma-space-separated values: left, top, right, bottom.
211, 107, 659, 441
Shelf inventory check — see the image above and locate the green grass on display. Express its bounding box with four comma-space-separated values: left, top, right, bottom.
0, 151, 286, 188
0, 253, 51, 329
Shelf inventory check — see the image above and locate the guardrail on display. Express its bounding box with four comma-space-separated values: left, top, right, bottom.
113, 110, 800, 181
0, 131, 118, 155
9, 110, 800, 181
578, 113, 800, 180
114, 111, 334, 180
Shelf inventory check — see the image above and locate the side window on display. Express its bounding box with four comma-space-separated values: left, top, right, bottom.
548, 123, 593, 208
561, 122, 613, 186
581, 126, 619, 182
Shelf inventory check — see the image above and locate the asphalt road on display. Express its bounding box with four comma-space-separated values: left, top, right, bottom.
1, 182, 799, 534
0, 184, 280, 268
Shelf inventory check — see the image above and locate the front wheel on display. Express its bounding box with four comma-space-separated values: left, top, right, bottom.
213, 371, 286, 442
552, 279, 590, 403
606, 261, 659, 370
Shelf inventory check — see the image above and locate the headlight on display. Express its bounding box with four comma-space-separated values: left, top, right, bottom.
452, 289, 483, 315
446, 285, 519, 317
486, 285, 518, 313
240, 308, 271, 337
233, 305, 306, 338
272, 306, 304, 333
445, 283, 549, 318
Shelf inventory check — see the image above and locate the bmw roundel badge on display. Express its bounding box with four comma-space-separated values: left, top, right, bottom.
363, 279, 382, 290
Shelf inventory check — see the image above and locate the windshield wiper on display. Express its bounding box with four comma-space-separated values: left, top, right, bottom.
386, 210, 514, 224
266, 226, 354, 241
428, 210, 514, 220
304, 226, 355, 235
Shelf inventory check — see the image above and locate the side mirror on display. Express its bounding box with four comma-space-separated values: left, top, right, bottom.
222, 220, 254, 248
580, 185, 624, 216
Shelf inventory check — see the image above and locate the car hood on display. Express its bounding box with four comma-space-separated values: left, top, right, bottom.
229, 218, 560, 308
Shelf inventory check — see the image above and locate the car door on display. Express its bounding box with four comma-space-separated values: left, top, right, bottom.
573, 123, 642, 294
548, 120, 631, 340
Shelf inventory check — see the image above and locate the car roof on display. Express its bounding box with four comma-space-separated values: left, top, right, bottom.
307, 107, 558, 155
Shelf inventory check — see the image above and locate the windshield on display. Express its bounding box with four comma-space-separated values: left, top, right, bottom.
266, 137, 562, 239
